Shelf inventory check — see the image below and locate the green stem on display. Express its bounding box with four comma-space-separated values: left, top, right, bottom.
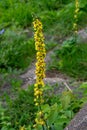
42, 125, 45, 130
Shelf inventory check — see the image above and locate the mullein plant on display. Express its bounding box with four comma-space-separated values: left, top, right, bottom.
33, 19, 46, 129
73, 0, 79, 35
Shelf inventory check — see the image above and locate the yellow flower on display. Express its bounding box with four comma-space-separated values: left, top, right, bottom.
35, 102, 39, 106
20, 126, 25, 130
73, 23, 77, 27
39, 119, 45, 125
38, 111, 43, 115
34, 90, 42, 96
34, 83, 38, 87
39, 121, 45, 125
74, 15, 77, 18
34, 98, 37, 102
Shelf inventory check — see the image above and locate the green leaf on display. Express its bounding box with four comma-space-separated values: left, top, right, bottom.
1, 127, 8, 130
80, 82, 87, 88
26, 125, 31, 130
54, 123, 63, 130
41, 104, 51, 113
65, 110, 74, 118
47, 108, 58, 124
61, 91, 73, 109
9, 128, 15, 130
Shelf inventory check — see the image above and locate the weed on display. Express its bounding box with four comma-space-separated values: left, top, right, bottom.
0, 84, 84, 130
52, 37, 87, 79
0, 28, 35, 71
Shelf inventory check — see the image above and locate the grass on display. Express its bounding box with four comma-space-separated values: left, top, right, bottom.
49, 37, 87, 80
0, 27, 36, 72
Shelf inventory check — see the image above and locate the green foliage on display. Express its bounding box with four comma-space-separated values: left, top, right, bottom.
0, 84, 83, 130
4, 85, 37, 129
0, 0, 33, 27
53, 37, 87, 79
0, 28, 35, 71
79, 82, 87, 103
45, 41, 57, 51
0, 102, 15, 130
41, 88, 82, 130
40, 0, 63, 10
0, 0, 87, 73
0, 0, 87, 33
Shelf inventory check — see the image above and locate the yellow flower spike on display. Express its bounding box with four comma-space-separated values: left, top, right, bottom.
33, 18, 46, 127
73, 0, 79, 35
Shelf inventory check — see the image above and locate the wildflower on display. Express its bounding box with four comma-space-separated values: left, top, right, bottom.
33, 18, 46, 127
20, 126, 25, 130
73, 0, 79, 35
35, 117, 45, 125
35, 102, 39, 106
33, 19, 46, 105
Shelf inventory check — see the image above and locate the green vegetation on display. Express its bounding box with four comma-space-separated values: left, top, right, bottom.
0, 0, 87, 71
0, 28, 35, 71
51, 37, 87, 79
0, 0, 87, 130
0, 83, 86, 130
